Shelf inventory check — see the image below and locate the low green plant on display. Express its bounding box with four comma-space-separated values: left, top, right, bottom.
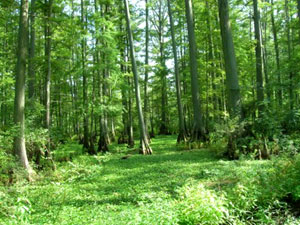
176, 180, 229, 225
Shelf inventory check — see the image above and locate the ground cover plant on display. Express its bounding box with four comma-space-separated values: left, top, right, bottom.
1, 136, 300, 225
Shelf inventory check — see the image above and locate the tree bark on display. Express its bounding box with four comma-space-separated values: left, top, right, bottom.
297, 0, 300, 38
184, 0, 206, 142
253, 0, 264, 117
285, 0, 294, 110
124, 0, 152, 154
157, 0, 168, 135
96, 2, 109, 153
44, 0, 53, 155
127, 76, 135, 148
28, 0, 36, 99
271, 0, 282, 106
206, 2, 217, 119
81, 0, 90, 151
218, 0, 241, 118
144, 0, 150, 139
167, 0, 187, 143
14, 0, 33, 178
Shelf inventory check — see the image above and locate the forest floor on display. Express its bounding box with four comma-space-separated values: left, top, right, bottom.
1, 136, 300, 224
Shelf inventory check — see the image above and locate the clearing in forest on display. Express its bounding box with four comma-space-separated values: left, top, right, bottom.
1, 136, 299, 224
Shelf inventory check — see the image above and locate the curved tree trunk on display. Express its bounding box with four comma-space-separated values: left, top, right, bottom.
124, 0, 152, 155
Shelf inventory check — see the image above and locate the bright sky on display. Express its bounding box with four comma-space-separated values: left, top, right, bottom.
130, 0, 144, 8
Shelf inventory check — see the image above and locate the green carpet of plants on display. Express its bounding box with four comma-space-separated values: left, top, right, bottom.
1, 136, 300, 224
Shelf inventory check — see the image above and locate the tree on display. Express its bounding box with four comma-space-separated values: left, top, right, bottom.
124, 0, 152, 155
28, 0, 36, 100
184, 0, 206, 142
271, 0, 282, 106
285, 0, 293, 110
14, 0, 33, 178
81, 0, 90, 151
45, 0, 53, 153
144, 0, 150, 139
297, 0, 300, 32
167, 0, 187, 143
218, 0, 241, 117
253, 0, 264, 116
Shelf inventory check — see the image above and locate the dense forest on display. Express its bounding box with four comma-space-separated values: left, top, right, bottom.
1, 0, 300, 224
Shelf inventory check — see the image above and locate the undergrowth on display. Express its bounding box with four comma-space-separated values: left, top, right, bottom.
0, 136, 299, 224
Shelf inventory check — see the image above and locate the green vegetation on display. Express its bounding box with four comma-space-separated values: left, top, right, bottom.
2, 0, 300, 224
1, 136, 300, 224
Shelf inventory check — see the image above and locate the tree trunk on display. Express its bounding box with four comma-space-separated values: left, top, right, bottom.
184, 0, 206, 142
167, 0, 187, 143
157, 0, 168, 135
297, 0, 300, 39
28, 0, 36, 99
253, 0, 264, 117
144, 0, 150, 139
120, 34, 129, 144
14, 0, 34, 179
95, 1, 110, 153
44, 0, 54, 171
271, 0, 282, 106
262, 3, 271, 104
285, 0, 294, 110
206, 2, 217, 119
124, 0, 152, 154
218, 0, 241, 117
127, 76, 135, 148
81, 0, 90, 151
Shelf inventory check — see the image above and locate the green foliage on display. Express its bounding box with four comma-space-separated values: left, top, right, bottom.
0, 130, 16, 185
283, 109, 300, 133
53, 142, 83, 162
176, 181, 228, 225
0, 150, 15, 185
1, 136, 299, 224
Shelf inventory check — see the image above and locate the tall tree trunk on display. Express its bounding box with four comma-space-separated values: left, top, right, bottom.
218, 0, 241, 117
44, 0, 54, 169
124, 0, 152, 154
14, 0, 33, 178
167, 0, 187, 143
184, 0, 206, 142
285, 0, 294, 110
206, 2, 217, 119
81, 0, 90, 151
96, 3, 109, 153
297, 0, 300, 39
127, 76, 135, 148
120, 34, 128, 144
158, 0, 168, 135
144, 0, 149, 139
271, 0, 282, 106
253, 0, 264, 117
28, 0, 36, 99
262, 2, 271, 104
